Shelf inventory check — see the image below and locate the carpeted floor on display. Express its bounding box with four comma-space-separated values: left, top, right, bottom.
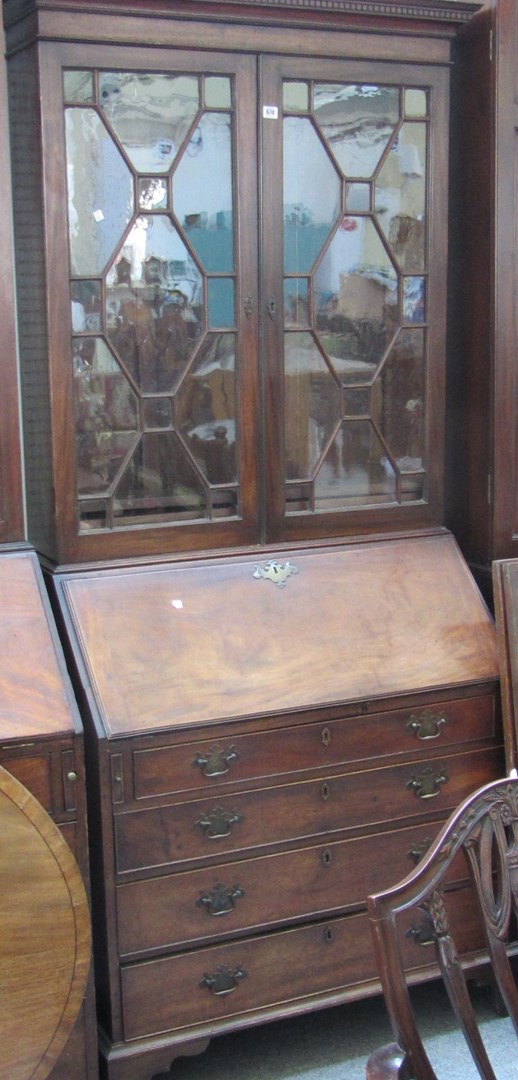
159, 980, 515, 1079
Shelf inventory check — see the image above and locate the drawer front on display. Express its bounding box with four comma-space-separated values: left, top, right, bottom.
131, 694, 497, 799
115, 745, 503, 874
120, 889, 486, 1040
117, 820, 466, 958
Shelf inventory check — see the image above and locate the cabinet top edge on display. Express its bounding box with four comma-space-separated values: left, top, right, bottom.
2, 0, 484, 33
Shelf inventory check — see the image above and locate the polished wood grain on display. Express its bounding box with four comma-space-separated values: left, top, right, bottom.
0, 550, 76, 740
58, 534, 497, 735
0, 764, 91, 1080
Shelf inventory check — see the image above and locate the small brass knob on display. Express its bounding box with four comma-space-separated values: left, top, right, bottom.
67, 771, 77, 782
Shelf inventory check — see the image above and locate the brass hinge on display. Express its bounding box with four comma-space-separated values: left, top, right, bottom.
489, 28, 493, 63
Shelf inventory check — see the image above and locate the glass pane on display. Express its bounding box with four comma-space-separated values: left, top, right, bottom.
71, 281, 101, 332
207, 279, 234, 327
139, 178, 168, 210
72, 337, 139, 495
65, 108, 134, 276
405, 89, 427, 118
63, 70, 94, 103
176, 332, 237, 484
283, 116, 341, 274
345, 183, 371, 212
205, 77, 231, 109
375, 122, 427, 273
105, 215, 203, 392
174, 113, 234, 272
314, 84, 400, 178
284, 279, 309, 327
284, 332, 341, 480
113, 432, 206, 520
314, 216, 398, 384
403, 276, 426, 323
345, 387, 371, 417
374, 328, 426, 471
314, 420, 396, 506
79, 500, 107, 530
142, 399, 173, 429
283, 81, 309, 112
99, 73, 200, 173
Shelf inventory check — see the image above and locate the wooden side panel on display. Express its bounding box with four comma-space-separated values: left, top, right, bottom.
0, 1, 24, 541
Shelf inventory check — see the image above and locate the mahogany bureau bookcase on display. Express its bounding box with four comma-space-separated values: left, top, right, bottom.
1, 0, 504, 1077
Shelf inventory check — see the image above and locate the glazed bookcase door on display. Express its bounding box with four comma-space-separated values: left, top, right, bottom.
261, 55, 450, 543
42, 44, 259, 562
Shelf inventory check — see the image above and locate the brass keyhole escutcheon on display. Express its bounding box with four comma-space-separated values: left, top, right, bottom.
324, 926, 333, 944
322, 849, 332, 867
321, 783, 330, 802
321, 727, 331, 747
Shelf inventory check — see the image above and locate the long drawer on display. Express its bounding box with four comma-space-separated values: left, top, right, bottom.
117, 820, 466, 958
120, 888, 487, 1041
129, 694, 497, 799
114, 745, 503, 874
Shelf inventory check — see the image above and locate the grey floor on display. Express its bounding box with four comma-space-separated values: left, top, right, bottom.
160, 980, 516, 1079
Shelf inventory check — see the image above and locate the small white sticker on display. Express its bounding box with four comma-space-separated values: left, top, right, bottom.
263, 105, 279, 120
93, 209, 105, 222
171, 599, 184, 609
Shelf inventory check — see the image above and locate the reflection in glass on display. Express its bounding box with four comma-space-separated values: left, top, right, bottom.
314, 84, 400, 178
139, 178, 168, 210
283, 116, 341, 274
205, 77, 232, 109
176, 333, 236, 484
113, 432, 206, 519
374, 328, 425, 473
105, 215, 203, 392
79, 500, 107, 529
282, 78, 430, 516
283, 81, 309, 112
345, 387, 371, 417
345, 183, 371, 212
284, 279, 309, 327
207, 279, 234, 327
405, 89, 427, 118
403, 276, 425, 323
284, 332, 341, 480
142, 398, 173, 429
63, 70, 94, 103
71, 281, 102, 332
175, 113, 234, 273
99, 72, 199, 172
314, 216, 398, 383
375, 123, 426, 273
65, 108, 134, 276
72, 337, 139, 495
314, 420, 396, 506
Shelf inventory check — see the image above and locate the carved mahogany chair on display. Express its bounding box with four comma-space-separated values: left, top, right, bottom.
365, 775, 518, 1079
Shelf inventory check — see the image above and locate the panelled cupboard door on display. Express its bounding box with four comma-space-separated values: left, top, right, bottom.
30, 44, 261, 562
261, 55, 450, 542
13, 39, 450, 563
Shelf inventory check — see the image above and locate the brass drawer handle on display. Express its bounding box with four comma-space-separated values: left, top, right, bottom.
406, 767, 448, 800
196, 882, 245, 916
200, 964, 247, 995
407, 709, 447, 740
195, 807, 242, 838
193, 747, 239, 778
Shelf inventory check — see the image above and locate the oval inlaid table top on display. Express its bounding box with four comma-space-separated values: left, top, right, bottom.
0, 764, 91, 1079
